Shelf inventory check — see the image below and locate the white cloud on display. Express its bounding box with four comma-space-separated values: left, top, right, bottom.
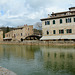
0, 0, 75, 27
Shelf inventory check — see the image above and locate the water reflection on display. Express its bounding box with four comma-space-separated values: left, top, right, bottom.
0, 45, 75, 75
0, 45, 40, 60
41, 46, 75, 74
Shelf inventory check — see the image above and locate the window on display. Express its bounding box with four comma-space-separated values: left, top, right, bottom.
66, 18, 71, 23
45, 21, 50, 25
74, 18, 75, 22
53, 30, 56, 34
60, 19, 62, 24
66, 29, 72, 33
47, 31, 49, 35
28, 28, 29, 30
7, 35, 8, 37
9, 34, 10, 37
53, 20, 55, 24
59, 30, 64, 34
21, 33, 22, 36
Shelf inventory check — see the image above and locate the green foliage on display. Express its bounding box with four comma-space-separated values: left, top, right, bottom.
6, 26, 10, 32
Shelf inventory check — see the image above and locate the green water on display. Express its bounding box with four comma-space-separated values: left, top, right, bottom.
0, 45, 75, 75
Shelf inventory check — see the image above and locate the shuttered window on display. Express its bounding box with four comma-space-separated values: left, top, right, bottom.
74, 18, 75, 22
53, 30, 56, 34
66, 29, 72, 33
60, 19, 62, 24
53, 20, 55, 24
45, 21, 50, 25
59, 30, 64, 34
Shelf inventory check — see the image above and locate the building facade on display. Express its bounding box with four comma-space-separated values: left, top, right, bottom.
5, 25, 33, 41
40, 7, 75, 41
0, 29, 3, 41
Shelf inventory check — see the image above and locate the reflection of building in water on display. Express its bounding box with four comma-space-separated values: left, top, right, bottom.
41, 47, 75, 72
0, 45, 4, 58
0, 45, 36, 60
15, 46, 34, 60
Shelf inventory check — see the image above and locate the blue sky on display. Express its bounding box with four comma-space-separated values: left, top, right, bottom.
0, 0, 75, 27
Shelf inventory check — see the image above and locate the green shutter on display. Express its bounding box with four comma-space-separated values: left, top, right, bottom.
59, 30, 60, 34
53, 20, 55, 24
70, 18, 71, 22
66, 19, 67, 23
66, 29, 68, 33
63, 30, 64, 34
53, 30, 56, 34
60, 19, 62, 24
45, 21, 46, 25
70, 29, 72, 33
74, 18, 75, 22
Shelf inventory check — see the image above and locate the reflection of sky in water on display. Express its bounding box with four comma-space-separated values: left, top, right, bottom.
0, 45, 75, 75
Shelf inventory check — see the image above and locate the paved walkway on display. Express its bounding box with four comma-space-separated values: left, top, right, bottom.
0, 66, 16, 75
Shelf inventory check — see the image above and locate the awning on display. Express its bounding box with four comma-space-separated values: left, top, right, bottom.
3, 37, 12, 40
40, 35, 75, 40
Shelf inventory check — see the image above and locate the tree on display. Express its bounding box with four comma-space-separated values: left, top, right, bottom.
6, 26, 10, 33
34, 22, 42, 30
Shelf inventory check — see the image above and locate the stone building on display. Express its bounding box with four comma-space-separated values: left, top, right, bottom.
4, 25, 33, 41
40, 7, 75, 41
0, 29, 3, 41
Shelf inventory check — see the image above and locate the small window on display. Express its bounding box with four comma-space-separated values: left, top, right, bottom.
66, 29, 72, 33
74, 18, 75, 22
45, 21, 50, 25
60, 19, 62, 24
66, 18, 71, 23
53, 30, 56, 34
21, 33, 22, 36
59, 30, 64, 34
28, 28, 29, 30
53, 20, 55, 24
47, 31, 49, 35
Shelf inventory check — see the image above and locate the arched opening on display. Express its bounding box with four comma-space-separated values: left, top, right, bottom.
21, 38, 23, 41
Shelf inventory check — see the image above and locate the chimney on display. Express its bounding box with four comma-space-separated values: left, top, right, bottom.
48, 14, 50, 18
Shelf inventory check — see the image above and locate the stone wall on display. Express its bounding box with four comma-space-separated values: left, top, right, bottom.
0, 41, 75, 46
0, 30, 3, 41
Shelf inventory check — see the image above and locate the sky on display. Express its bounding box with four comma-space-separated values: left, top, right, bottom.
0, 0, 75, 27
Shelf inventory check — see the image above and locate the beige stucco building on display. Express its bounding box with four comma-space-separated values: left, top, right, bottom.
4, 25, 33, 41
40, 7, 75, 41
0, 29, 3, 41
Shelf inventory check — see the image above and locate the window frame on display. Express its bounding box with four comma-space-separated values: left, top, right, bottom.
45, 21, 50, 25
66, 29, 72, 33
74, 18, 75, 22
47, 30, 49, 35
60, 19, 62, 24
59, 29, 64, 34
53, 20, 55, 24
53, 30, 56, 34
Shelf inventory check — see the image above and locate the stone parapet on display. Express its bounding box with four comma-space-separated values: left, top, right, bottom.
0, 41, 75, 46
0, 66, 16, 75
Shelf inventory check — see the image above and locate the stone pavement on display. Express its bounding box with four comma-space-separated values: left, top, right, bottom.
0, 66, 17, 75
